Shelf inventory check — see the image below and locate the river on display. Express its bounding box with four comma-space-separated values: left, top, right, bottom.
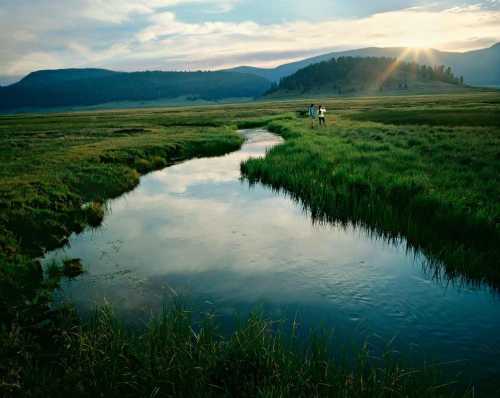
44, 128, 500, 391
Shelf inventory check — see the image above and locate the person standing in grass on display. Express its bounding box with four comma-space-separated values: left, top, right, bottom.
318, 105, 327, 127
308, 104, 317, 128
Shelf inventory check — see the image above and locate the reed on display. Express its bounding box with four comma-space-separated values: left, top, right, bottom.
0, 305, 468, 398
242, 109, 500, 288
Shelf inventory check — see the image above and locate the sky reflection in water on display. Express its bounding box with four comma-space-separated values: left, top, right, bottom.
45, 129, 500, 387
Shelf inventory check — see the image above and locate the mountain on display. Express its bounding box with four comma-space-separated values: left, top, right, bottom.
2, 43, 497, 112
0, 75, 22, 86
266, 56, 463, 97
0, 69, 272, 111
16, 68, 118, 87
228, 43, 500, 86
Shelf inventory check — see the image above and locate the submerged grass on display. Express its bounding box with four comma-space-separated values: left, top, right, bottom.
1, 305, 468, 398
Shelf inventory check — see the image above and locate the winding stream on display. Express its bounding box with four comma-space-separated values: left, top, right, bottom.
44, 129, 500, 390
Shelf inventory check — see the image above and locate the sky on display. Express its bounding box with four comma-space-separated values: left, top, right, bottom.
1, 0, 500, 84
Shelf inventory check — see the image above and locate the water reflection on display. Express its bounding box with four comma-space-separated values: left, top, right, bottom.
44, 129, 500, 389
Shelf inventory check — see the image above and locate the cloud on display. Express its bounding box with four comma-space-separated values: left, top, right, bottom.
129, 6, 500, 68
82, 0, 239, 23
5, 52, 65, 76
1, 1, 500, 79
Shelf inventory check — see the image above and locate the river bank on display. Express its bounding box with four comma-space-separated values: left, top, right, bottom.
1, 93, 499, 396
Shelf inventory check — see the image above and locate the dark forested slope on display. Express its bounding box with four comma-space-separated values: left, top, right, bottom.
229, 43, 500, 86
266, 56, 463, 96
0, 69, 272, 110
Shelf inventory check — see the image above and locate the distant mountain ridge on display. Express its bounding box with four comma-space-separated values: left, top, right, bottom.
17, 68, 118, 87
1, 43, 498, 112
227, 43, 500, 86
0, 69, 271, 111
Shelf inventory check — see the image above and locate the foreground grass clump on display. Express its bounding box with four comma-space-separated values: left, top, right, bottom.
1, 305, 465, 398
242, 97, 500, 287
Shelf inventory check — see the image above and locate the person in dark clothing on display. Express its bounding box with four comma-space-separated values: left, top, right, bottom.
308, 104, 317, 128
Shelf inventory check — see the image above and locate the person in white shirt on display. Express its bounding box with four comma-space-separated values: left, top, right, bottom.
318, 105, 326, 126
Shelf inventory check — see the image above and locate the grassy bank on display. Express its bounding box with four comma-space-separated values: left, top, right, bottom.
2, 305, 467, 398
0, 105, 291, 396
1, 93, 499, 396
242, 95, 500, 288
0, 106, 297, 323
0, 114, 234, 325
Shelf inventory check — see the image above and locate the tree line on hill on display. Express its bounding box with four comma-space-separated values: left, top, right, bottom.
266, 56, 464, 95
0, 69, 272, 111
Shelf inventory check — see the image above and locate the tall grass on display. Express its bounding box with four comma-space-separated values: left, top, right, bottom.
1, 93, 499, 397
0, 114, 244, 325
1, 305, 468, 398
242, 113, 500, 288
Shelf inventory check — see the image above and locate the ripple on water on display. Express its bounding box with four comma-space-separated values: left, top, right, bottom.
44, 129, 500, 388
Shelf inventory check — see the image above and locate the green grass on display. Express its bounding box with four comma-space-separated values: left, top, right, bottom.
242, 94, 500, 288
266, 80, 478, 100
1, 305, 468, 398
0, 106, 295, 323
349, 108, 500, 127
1, 92, 499, 397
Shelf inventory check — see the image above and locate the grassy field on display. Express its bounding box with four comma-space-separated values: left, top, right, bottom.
243, 93, 500, 288
266, 80, 481, 100
0, 106, 295, 322
1, 92, 499, 396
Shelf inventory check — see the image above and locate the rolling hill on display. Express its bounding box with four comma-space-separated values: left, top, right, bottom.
265, 56, 464, 98
1, 43, 498, 112
0, 69, 272, 111
229, 43, 500, 86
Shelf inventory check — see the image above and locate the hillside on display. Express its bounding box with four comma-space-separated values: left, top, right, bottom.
265, 56, 463, 97
229, 43, 500, 86
0, 69, 271, 111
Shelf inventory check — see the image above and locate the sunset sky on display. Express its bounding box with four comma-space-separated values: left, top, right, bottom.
1, 0, 499, 84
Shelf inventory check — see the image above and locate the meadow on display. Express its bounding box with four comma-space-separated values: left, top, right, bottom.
1, 91, 499, 396
0, 106, 294, 321
243, 94, 500, 288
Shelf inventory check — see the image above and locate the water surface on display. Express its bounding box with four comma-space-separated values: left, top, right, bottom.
45, 129, 500, 391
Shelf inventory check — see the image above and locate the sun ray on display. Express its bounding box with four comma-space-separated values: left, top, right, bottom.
374, 47, 413, 90
372, 47, 412, 91
419, 47, 438, 68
